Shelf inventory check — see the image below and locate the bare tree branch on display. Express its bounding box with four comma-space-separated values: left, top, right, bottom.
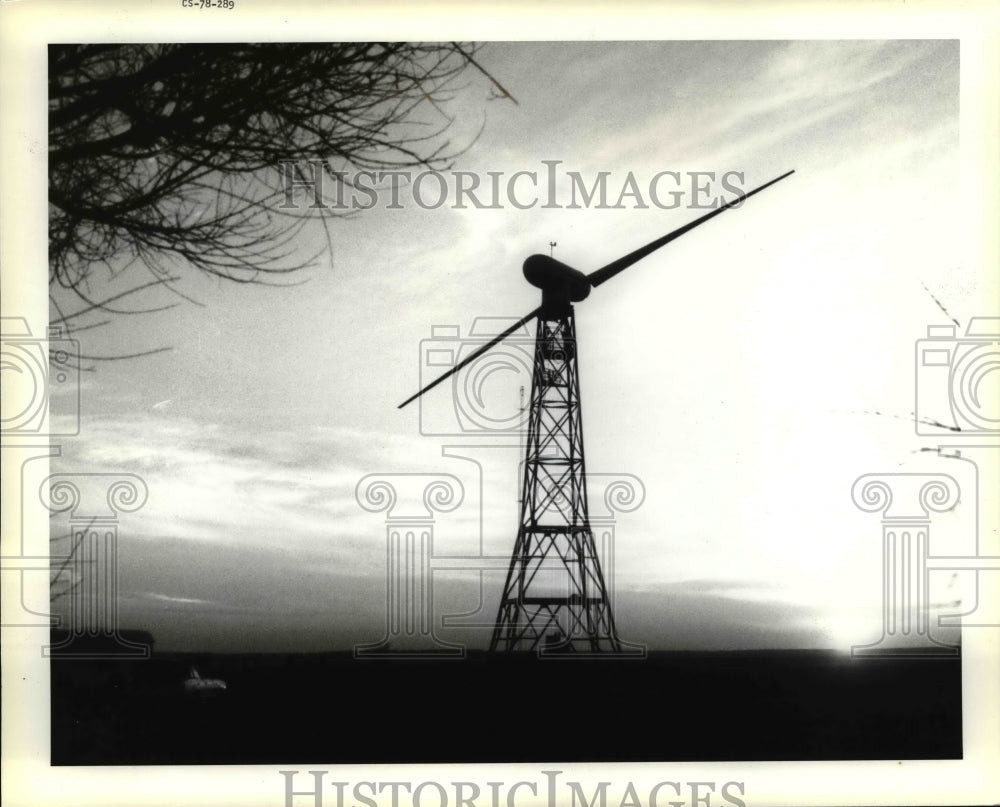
49, 42, 505, 341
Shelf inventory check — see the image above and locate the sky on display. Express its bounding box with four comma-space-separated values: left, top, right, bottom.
42, 39, 994, 653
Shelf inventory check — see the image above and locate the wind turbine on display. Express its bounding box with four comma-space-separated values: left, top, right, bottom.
400, 169, 794, 653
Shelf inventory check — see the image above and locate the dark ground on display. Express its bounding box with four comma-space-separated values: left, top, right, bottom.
50, 639, 962, 766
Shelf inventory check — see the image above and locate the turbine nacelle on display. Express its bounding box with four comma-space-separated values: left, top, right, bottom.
522, 254, 591, 303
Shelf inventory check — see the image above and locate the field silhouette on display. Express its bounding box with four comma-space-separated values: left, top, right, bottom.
50, 637, 961, 765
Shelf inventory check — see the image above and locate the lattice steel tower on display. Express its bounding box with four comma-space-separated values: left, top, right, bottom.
490, 309, 620, 651
398, 170, 794, 653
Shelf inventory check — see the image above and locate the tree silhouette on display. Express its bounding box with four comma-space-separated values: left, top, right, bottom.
48, 42, 506, 351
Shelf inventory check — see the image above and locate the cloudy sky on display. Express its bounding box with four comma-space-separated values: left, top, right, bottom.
46, 40, 990, 653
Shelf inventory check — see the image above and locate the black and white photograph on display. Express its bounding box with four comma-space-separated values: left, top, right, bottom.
2, 3, 998, 807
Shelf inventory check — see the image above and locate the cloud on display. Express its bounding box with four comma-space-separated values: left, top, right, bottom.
56, 411, 442, 536
143, 592, 218, 607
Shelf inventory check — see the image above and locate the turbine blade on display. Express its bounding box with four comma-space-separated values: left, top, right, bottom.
586, 169, 795, 289
398, 307, 542, 409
